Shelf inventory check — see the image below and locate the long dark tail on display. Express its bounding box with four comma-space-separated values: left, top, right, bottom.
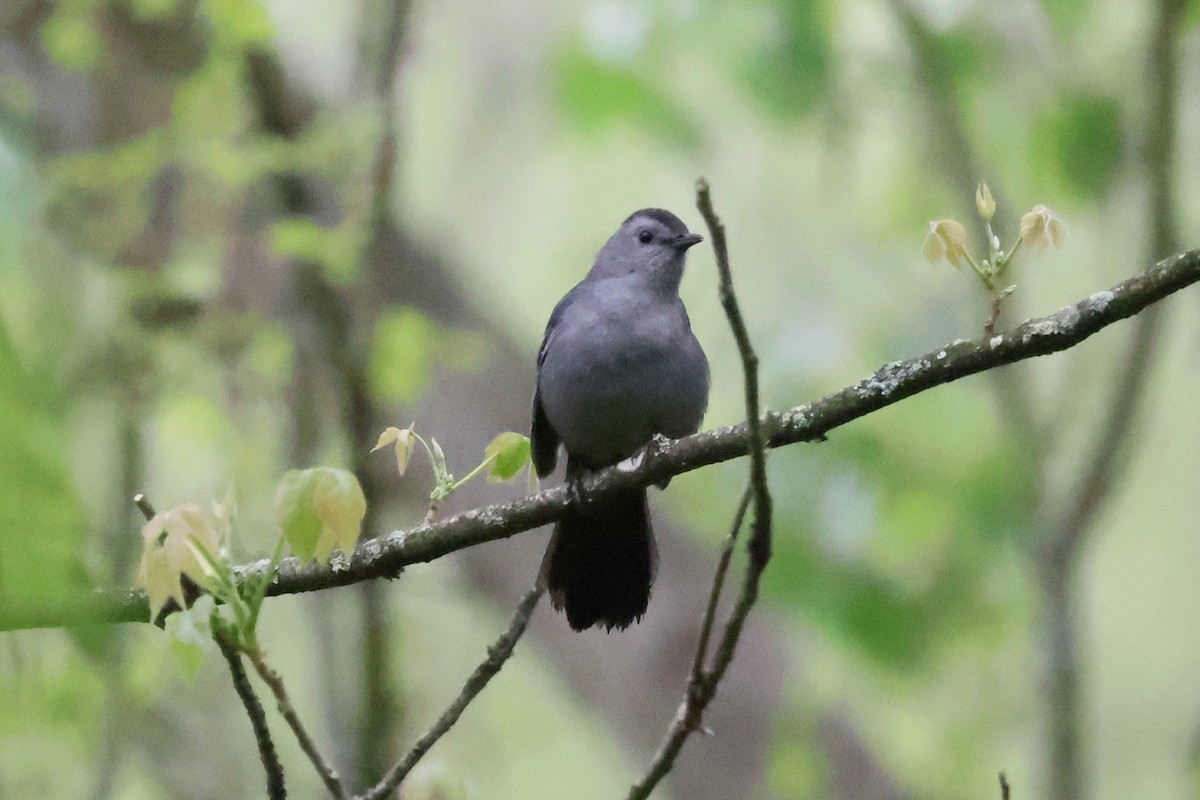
540, 487, 658, 631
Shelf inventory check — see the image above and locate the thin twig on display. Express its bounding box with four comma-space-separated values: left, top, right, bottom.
690, 485, 752, 681
132, 492, 156, 522
245, 648, 347, 800
218, 634, 288, 800
627, 484, 752, 798
132, 495, 288, 799
1000, 772, 1011, 800
358, 584, 544, 800
627, 179, 774, 799
6, 248, 1200, 633
697, 178, 773, 566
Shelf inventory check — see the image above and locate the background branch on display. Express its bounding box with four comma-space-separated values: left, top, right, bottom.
245, 647, 347, 800
3, 247, 1199, 633
358, 583, 544, 800
1036, 3, 1185, 797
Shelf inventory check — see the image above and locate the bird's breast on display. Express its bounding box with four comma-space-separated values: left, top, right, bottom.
538, 296, 709, 467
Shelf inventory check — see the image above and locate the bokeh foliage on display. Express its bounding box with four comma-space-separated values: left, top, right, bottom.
1, 0, 1198, 799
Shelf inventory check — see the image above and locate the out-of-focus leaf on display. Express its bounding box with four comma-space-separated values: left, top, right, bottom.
369, 308, 433, 405
933, 27, 1000, 87
270, 218, 363, 282
1030, 94, 1123, 200
0, 325, 88, 611
484, 432, 531, 482
38, 5, 103, 73
765, 527, 932, 668
274, 467, 365, 564
553, 46, 701, 150
1042, 0, 1094, 33
201, 0, 274, 46
740, 0, 833, 119
368, 307, 486, 406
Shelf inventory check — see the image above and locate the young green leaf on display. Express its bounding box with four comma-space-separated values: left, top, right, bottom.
484, 432, 532, 482
310, 468, 367, 563
274, 467, 366, 564
430, 437, 448, 476
372, 425, 417, 476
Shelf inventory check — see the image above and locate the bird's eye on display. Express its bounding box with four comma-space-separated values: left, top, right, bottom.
638, 230, 653, 244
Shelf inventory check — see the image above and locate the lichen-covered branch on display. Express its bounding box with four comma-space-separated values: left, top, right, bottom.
3, 248, 1198, 633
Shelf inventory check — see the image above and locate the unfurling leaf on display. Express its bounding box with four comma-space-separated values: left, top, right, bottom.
922, 219, 969, 267
275, 467, 366, 564
135, 503, 227, 620
484, 432, 532, 482
372, 425, 417, 476
975, 182, 995, 221
1019, 205, 1067, 253
430, 438, 448, 475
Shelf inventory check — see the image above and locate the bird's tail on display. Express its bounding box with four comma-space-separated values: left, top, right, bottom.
540, 487, 658, 631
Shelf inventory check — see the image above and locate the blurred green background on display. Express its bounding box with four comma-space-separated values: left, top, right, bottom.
1, 0, 1198, 798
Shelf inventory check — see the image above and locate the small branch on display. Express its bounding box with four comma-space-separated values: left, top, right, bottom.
1000, 772, 1011, 800
696, 178, 773, 567
627, 179, 775, 799
628, 485, 752, 798
358, 584, 544, 800
4, 248, 1200, 633
690, 485, 752, 681
245, 648, 347, 800
133, 492, 156, 522
1037, 5, 1185, 800
217, 634, 287, 800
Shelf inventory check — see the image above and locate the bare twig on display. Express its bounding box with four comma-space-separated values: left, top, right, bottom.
132, 492, 156, 523
697, 178, 773, 566
4, 247, 1200, 633
1000, 772, 1011, 800
358, 584, 544, 800
245, 647, 347, 800
627, 484, 752, 798
690, 485, 752, 681
627, 179, 774, 799
218, 634, 288, 800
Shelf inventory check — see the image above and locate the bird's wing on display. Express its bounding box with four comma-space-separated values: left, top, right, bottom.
531, 287, 578, 478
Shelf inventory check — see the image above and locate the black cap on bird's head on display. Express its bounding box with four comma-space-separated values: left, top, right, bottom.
588, 208, 704, 288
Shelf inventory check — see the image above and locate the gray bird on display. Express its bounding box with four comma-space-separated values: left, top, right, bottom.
532, 208, 710, 630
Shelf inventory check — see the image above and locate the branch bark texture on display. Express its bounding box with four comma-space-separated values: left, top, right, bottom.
3, 248, 1199, 632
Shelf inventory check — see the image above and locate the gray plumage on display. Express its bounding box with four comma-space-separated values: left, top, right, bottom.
532, 208, 710, 630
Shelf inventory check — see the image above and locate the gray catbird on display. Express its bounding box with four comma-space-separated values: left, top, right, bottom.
532, 208, 710, 630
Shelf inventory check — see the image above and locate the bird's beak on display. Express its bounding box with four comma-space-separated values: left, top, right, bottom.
672, 233, 704, 251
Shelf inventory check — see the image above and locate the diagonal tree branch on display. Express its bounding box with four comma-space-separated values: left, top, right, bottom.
3, 247, 1199, 633
357, 583, 544, 800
